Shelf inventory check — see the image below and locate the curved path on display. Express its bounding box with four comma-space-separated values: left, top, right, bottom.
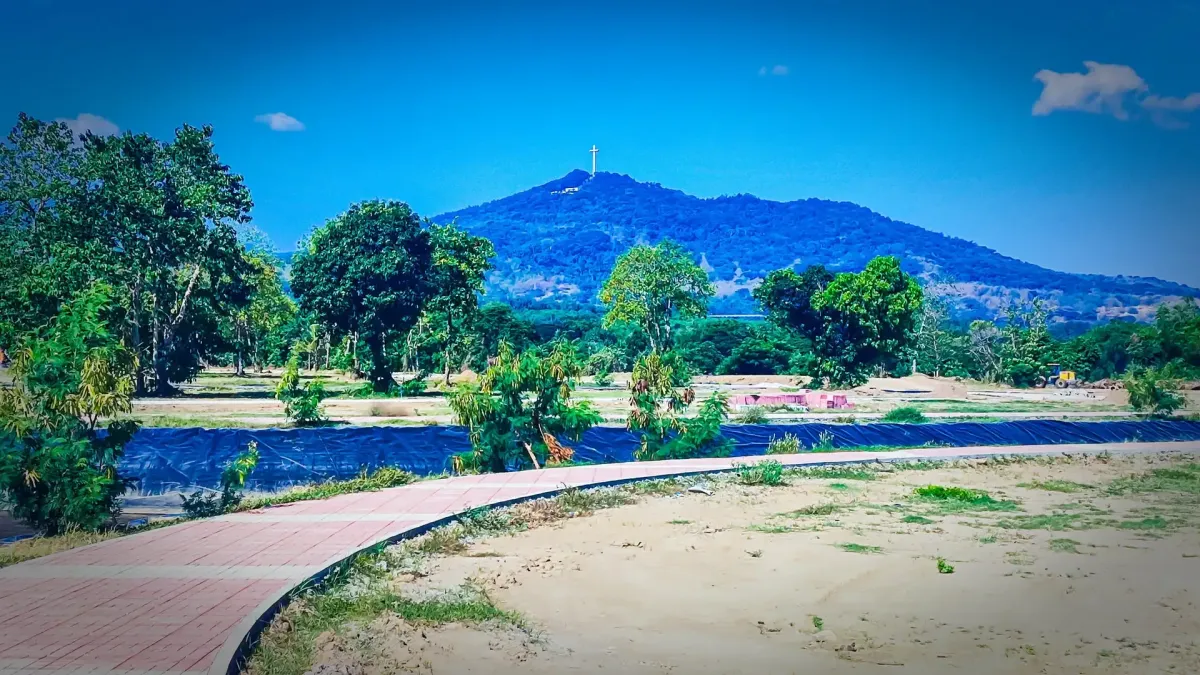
2, 441, 1197, 675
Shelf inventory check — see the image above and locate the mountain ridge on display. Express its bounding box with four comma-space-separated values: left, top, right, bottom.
430, 170, 1196, 323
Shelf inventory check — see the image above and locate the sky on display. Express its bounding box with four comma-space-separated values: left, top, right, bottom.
5, 0, 1199, 286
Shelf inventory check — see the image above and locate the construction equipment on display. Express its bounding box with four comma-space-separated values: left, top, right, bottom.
1036, 363, 1079, 389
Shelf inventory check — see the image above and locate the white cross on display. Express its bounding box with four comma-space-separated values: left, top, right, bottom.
590, 145, 598, 175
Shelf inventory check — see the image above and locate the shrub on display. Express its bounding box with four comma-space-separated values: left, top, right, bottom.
811, 430, 836, 452
275, 358, 328, 425
592, 366, 614, 388
735, 406, 768, 424
400, 376, 428, 397
736, 460, 786, 486
1124, 367, 1184, 417
766, 433, 801, 455
0, 285, 138, 535
881, 406, 928, 424
181, 441, 260, 518
628, 352, 733, 461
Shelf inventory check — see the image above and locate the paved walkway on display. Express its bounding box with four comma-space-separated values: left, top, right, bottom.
2, 441, 1197, 675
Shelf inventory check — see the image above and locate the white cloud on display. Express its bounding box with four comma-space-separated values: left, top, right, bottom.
254, 112, 305, 132
54, 113, 119, 138
1032, 61, 1200, 128
1032, 61, 1146, 120
758, 65, 788, 77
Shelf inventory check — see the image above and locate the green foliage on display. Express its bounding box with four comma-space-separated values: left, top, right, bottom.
754, 257, 923, 388
448, 341, 601, 472
736, 460, 786, 486
999, 301, 1054, 387
275, 358, 328, 425
936, 557, 955, 574
0, 285, 138, 534
290, 200, 435, 392
599, 239, 714, 353
1124, 367, 1185, 416
422, 223, 495, 384
238, 466, 417, 511
765, 433, 801, 455
627, 352, 733, 461
181, 441, 260, 517
912, 485, 1019, 512
399, 376, 428, 397
715, 327, 800, 375
735, 406, 768, 424
881, 406, 929, 424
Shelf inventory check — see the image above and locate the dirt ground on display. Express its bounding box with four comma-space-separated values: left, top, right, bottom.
297, 454, 1200, 675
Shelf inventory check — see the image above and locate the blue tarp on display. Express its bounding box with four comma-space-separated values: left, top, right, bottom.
120, 420, 1200, 494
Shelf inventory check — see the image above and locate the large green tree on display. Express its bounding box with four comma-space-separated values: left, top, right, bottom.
599, 240, 714, 353
425, 222, 495, 385
290, 200, 435, 392
754, 256, 923, 387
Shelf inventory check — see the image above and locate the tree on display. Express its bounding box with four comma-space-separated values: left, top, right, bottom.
999, 301, 1053, 387
0, 285, 139, 534
754, 257, 923, 388
290, 200, 436, 392
447, 341, 601, 472
627, 351, 732, 460
913, 286, 954, 377
425, 223, 495, 385
228, 252, 296, 375
599, 240, 714, 353
1124, 367, 1185, 416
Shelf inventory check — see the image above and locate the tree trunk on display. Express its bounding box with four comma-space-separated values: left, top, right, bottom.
367, 335, 397, 393
130, 284, 146, 395
443, 314, 454, 386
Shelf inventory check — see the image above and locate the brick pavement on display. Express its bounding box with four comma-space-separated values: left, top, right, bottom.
1, 441, 1196, 675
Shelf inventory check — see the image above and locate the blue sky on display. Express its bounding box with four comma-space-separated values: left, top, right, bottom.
5, 0, 1199, 286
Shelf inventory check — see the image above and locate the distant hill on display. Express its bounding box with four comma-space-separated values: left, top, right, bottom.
425, 170, 1195, 324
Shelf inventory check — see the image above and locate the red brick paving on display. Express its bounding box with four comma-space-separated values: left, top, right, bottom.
1, 441, 1195, 675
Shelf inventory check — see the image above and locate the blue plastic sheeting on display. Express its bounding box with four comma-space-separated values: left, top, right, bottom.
119, 420, 1200, 494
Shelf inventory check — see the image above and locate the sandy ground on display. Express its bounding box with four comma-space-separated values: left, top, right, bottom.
296, 453, 1200, 675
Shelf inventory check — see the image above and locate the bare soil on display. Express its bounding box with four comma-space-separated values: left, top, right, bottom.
301, 454, 1200, 674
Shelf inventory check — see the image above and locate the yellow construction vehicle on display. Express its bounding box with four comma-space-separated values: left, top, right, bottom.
1036, 363, 1079, 389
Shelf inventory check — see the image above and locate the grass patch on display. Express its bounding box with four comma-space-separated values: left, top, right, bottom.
415, 526, 468, 554
557, 486, 636, 513
246, 581, 521, 675
238, 467, 417, 511
778, 503, 841, 518
1108, 464, 1200, 496
812, 616, 825, 631
748, 523, 793, 534
668, 519, 692, 525
1018, 479, 1091, 493
1049, 538, 1082, 553
995, 513, 1093, 531
880, 406, 929, 424
1118, 516, 1172, 530
0, 529, 122, 568
838, 542, 882, 554
912, 485, 1019, 513
901, 514, 936, 525
936, 557, 955, 574
979, 534, 998, 544
828, 482, 851, 491
784, 466, 876, 481
735, 460, 786, 486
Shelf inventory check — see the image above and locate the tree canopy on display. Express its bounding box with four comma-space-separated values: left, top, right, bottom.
599, 239, 714, 352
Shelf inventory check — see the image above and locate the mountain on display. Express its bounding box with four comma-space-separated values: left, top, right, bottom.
431, 170, 1197, 325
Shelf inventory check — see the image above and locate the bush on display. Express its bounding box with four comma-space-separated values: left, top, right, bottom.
1124, 367, 1185, 417
0, 285, 138, 535
400, 376, 428, 397
766, 433, 801, 455
736, 459, 785, 486
735, 406, 768, 424
881, 406, 929, 424
181, 441, 260, 518
275, 358, 328, 425
592, 365, 614, 388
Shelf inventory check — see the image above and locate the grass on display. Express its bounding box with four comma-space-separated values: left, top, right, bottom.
827, 482, 851, 491
735, 460, 786, 486
995, 513, 1094, 531
668, 519, 692, 525
838, 542, 883, 554
901, 514, 936, 525
778, 503, 841, 518
1108, 464, 1200, 496
1018, 479, 1091, 493
1117, 516, 1172, 530
0, 528, 123, 568
880, 406, 929, 424
911, 485, 1020, 513
784, 466, 876, 481
812, 616, 825, 631
238, 467, 418, 511
765, 433, 801, 455
748, 523, 793, 534
1049, 538, 1082, 553
137, 414, 280, 429
936, 557, 955, 574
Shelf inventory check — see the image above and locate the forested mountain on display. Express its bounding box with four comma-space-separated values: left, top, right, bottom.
430, 170, 1196, 324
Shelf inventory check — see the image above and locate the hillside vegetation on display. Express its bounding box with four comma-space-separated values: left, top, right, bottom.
435, 170, 1196, 323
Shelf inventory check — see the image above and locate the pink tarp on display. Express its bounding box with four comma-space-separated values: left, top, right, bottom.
730, 392, 853, 410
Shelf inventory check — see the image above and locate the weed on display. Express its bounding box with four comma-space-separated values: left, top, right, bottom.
936, 557, 955, 574
1005, 551, 1035, 566
778, 503, 840, 518
668, 519, 692, 525
784, 466, 876, 481
810, 430, 836, 452
556, 487, 636, 514
838, 542, 883, 554
912, 485, 1019, 512
1108, 464, 1200, 496
416, 526, 468, 555
812, 616, 825, 631
995, 513, 1092, 531
735, 460, 786, 486
1049, 538, 1082, 553
748, 524, 793, 534
456, 506, 514, 535
765, 433, 801, 455
901, 514, 936, 525
1118, 516, 1171, 530
0, 528, 122, 568
979, 534, 998, 544
828, 482, 851, 491
736, 406, 769, 424
1018, 479, 1091, 493
881, 406, 929, 424
238, 467, 417, 511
